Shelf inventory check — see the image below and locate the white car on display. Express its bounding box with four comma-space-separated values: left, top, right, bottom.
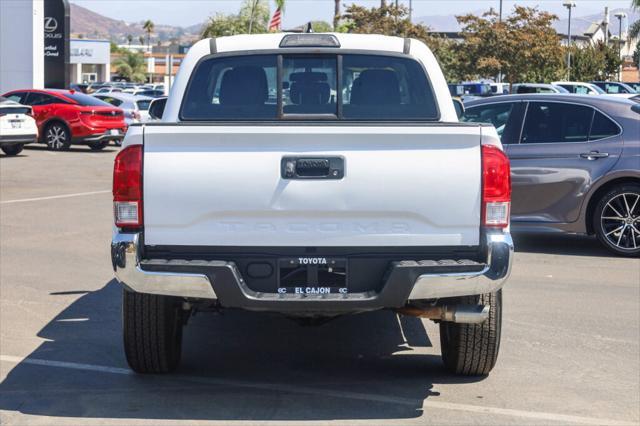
552, 81, 605, 95
94, 87, 123, 95
512, 83, 570, 94
0, 96, 38, 156
111, 33, 513, 376
92, 92, 153, 124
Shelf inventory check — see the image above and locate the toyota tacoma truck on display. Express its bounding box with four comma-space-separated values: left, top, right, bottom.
111, 33, 513, 376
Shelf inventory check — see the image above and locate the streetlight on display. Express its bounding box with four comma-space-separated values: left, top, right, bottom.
614, 12, 627, 82
563, 1, 576, 81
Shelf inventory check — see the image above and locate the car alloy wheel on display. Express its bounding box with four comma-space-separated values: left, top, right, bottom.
46, 124, 68, 151
600, 192, 640, 251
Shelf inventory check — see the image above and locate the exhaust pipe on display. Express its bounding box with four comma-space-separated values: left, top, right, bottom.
397, 304, 489, 324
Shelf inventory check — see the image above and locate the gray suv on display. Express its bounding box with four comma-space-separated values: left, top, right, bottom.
463, 94, 640, 256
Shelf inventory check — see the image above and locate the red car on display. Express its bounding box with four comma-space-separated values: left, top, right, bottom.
2, 89, 126, 151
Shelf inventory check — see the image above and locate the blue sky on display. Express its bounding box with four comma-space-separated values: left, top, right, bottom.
72, 0, 633, 28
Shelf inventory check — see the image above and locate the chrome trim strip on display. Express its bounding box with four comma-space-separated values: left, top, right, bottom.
408, 230, 513, 300
111, 232, 217, 299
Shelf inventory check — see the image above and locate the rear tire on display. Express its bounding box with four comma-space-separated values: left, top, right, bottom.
1, 144, 24, 156
88, 141, 109, 151
439, 290, 502, 376
123, 290, 184, 374
44, 122, 71, 151
593, 184, 640, 257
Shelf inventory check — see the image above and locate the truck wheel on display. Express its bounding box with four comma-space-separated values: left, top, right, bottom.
593, 184, 640, 257
45, 122, 71, 151
122, 290, 183, 374
439, 290, 501, 376
88, 141, 109, 151
1, 144, 24, 156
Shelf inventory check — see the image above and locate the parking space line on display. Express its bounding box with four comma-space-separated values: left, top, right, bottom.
1, 354, 636, 425
0, 190, 110, 205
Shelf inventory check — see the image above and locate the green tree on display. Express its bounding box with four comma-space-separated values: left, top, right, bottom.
113, 51, 147, 83
138, 36, 145, 46
567, 41, 621, 81
457, 7, 564, 84
201, 0, 270, 37
126, 34, 133, 46
311, 21, 333, 32
629, 0, 639, 41
143, 20, 155, 49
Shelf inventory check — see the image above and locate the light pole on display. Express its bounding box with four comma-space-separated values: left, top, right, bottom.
614, 12, 627, 82
497, 0, 503, 83
563, 2, 576, 81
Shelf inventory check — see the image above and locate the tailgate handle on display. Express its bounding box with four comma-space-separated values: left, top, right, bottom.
281, 157, 344, 179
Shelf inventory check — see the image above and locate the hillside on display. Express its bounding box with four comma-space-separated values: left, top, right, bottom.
70, 3, 197, 43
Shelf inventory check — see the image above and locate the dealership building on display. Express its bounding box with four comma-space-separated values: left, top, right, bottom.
70, 39, 110, 84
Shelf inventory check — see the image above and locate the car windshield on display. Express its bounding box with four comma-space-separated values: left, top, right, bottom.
65, 92, 112, 106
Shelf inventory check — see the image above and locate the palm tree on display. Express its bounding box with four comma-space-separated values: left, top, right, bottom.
629, 0, 639, 39
138, 35, 145, 46
126, 34, 133, 46
333, 0, 340, 30
143, 20, 155, 51
113, 50, 147, 83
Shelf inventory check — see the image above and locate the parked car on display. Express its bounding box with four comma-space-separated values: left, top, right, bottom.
2, 89, 126, 151
462, 94, 640, 256
590, 81, 638, 98
94, 87, 123, 95
146, 96, 167, 121
93, 93, 153, 124
0, 96, 38, 156
69, 83, 89, 94
627, 82, 640, 93
490, 83, 510, 95
122, 88, 165, 98
552, 81, 605, 95
111, 33, 513, 376
512, 83, 569, 94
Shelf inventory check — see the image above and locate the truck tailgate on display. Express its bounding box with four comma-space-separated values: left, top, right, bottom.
142, 125, 482, 247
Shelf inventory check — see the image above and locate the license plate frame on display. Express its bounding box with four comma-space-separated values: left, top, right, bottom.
10, 120, 21, 129
109, 129, 120, 135
277, 257, 348, 295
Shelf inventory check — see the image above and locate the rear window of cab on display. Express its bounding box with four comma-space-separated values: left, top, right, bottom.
180, 53, 439, 121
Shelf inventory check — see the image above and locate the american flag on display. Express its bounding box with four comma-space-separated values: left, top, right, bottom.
269, 7, 282, 31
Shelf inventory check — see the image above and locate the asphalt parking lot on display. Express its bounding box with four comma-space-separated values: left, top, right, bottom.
1, 146, 639, 426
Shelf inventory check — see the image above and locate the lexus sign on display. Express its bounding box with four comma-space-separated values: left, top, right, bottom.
44, 0, 70, 89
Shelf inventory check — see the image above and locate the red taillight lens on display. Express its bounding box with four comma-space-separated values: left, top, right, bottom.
482, 144, 511, 228
113, 145, 143, 229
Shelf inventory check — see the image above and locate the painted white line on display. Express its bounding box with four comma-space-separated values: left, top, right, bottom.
1, 354, 636, 425
0, 190, 110, 205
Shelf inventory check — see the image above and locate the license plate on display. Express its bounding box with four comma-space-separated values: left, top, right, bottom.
278, 257, 347, 294
109, 129, 120, 135
10, 120, 21, 129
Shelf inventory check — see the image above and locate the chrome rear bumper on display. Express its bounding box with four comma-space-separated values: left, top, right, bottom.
407, 231, 513, 300
111, 230, 513, 309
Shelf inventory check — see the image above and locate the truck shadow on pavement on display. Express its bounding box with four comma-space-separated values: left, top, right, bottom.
0, 280, 484, 421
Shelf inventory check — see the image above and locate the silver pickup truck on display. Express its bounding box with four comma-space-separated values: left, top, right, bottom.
111, 33, 513, 376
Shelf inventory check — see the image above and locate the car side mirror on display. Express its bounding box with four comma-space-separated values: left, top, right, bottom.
148, 97, 167, 120
452, 98, 465, 119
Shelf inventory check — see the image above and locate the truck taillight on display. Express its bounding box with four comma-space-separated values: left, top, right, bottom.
113, 145, 143, 229
482, 144, 511, 228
